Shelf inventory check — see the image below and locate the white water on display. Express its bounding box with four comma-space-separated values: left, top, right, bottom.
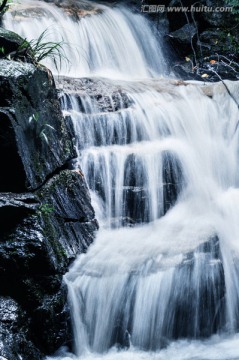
3, 0, 166, 78
4, 1, 239, 359
46, 334, 239, 360
62, 80, 239, 358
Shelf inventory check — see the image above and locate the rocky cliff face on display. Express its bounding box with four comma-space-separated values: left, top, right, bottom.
142, 0, 239, 81
0, 29, 98, 359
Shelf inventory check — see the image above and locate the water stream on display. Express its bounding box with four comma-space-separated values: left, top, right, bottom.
4, 1, 239, 359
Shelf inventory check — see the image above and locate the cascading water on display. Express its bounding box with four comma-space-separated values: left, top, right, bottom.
3, 0, 166, 78
60, 80, 239, 360
4, 1, 239, 359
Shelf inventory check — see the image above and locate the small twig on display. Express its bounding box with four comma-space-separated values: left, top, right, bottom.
191, 1, 203, 60
0, 0, 8, 13
210, 69, 239, 109
179, 0, 198, 70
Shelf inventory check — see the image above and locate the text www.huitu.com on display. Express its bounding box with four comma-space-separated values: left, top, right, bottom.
141, 5, 233, 13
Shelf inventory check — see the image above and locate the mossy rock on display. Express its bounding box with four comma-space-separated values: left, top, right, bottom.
0, 27, 33, 62
0, 60, 76, 192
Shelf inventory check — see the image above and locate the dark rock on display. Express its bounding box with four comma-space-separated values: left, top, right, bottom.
0, 297, 42, 359
27, 0, 103, 20
39, 169, 95, 221
162, 151, 184, 214
31, 285, 70, 353
168, 237, 226, 340
199, 29, 232, 56
0, 60, 76, 192
0, 30, 98, 358
201, 0, 236, 28
0, 27, 33, 62
37, 170, 98, 267
199, 59, 239, 81
0, 170, 97, 278
0, 27, 23, 51
172, 62, 200, 80
57, 76, 133, 114
166, 0, 197, 31
0, 170, 98, 356
0, 192, 37, 236
168, 23, 197, 56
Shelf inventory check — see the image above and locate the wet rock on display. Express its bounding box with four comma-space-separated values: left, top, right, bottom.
0, 170, 98, 356
34, 0, 103, 20
198, 29, 232, 56
0, 60, 76, 192
166, 0, 196, 31
39, 170, 95, 221
0, 171, 97, 278
31, 285, 70, 353
0, 297, 42, 359
172, 62, 200, 80
168, 23, 197, 56
201, 0, 236, 28
0, 27, 33, 62
168, 236, 226, 340
37, 169, 98, 266
57, 76, 133, 113
0, 30, 97, 358
162, 151, 184, 214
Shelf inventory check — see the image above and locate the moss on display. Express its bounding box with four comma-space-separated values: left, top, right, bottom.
38, 210, 68, 265
64, 139, 73, 156
0, 28, 25, 46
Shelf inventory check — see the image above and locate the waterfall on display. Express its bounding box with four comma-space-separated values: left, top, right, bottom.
4, 1, 239, 359
62, 80, 239, 359
3, 0, 166, 78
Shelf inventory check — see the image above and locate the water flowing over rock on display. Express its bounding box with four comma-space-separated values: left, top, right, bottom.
3, 0, 166, 78
62, 79, 239, 358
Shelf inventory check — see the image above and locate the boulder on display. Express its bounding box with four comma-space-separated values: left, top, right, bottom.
0, 30, 98, 358
0, 297, 42, 359
198, 29, 233, 55
168, 23, 197, 56
201, 0, 236, 28
0, 170, 98, 356
0, 59, 76, 192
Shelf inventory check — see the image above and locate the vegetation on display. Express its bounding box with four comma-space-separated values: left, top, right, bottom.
18, 29, 68, 71
29, 112, 56, 145
38, 203, 55, 216
225, 0, 239, 16
0, 0, 9, 14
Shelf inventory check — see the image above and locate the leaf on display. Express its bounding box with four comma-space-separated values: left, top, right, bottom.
33, 113, 39, 122
210, 60, 217, 64
44, 124, 56, 131
201, 73, 209, 78
40, 130, 49, 144
185, 57, 191, 62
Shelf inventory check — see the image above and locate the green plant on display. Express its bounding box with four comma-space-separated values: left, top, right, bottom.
18, 29, 68, 71
38, 203, 55, 216
29, 112, 56, 145
225, 0, 239, 15
0, 0, 9, 14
